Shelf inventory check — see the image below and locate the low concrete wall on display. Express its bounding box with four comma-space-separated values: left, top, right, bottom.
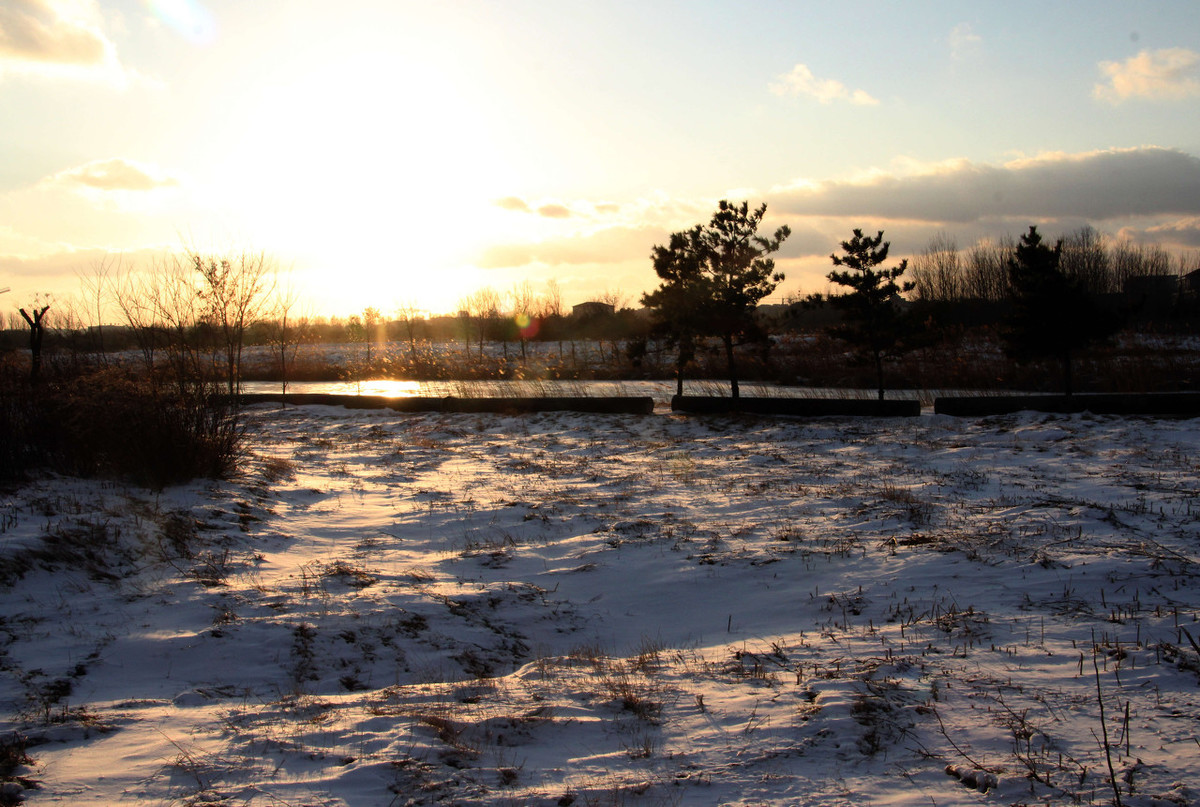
435, 396, 654, 414
671, 395, 921, 417
934, 393, 1200, 417
235, 394, 655, 415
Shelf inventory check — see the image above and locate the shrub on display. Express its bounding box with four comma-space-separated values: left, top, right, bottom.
0, 365, 244, 488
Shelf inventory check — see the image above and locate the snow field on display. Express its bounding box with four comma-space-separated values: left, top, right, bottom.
1, 406, 1198, 805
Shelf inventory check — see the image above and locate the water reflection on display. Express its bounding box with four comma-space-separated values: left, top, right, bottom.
241, 379, 683, 406
240, 379, 931, 408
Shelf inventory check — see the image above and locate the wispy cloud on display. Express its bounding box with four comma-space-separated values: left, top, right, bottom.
1136, 217, 1200, 248
536, 203, 571, 219
1094, 48, 1200, 103
47, 158, 178, 192
770, 63, 878, 105
495, 196, 531, 213
477, 225, 667, 269
948, 22, 981, 61
495, 196, 576, 219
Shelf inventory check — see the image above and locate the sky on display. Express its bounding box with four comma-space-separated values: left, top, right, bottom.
2, 0, 1200, 318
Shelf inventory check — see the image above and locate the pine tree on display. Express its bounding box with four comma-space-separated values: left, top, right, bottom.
1003, 225, 1118, 395
701, 202, 790, 398
643, 201, 789, 398
827, 229, 916, 400
642, 225, 710, 396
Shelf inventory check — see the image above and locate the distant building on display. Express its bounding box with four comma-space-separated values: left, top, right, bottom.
571, 301, 615, 319
1123, 274, 1179, 297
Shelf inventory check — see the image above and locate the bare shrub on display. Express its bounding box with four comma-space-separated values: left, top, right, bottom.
1, 367, 243, 488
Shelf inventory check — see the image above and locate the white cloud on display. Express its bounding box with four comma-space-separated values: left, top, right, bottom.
1094, 48, 1200, 103
770, 63, 879, 105
948, 22, 982, 61
1137, 217, 1200, 248
0, 0, 107, 64
46, 158, 178, 192
496, 196, 632, 220
536, 203, 572, 219
495, 196, 531, 213
477, 225, 668, 269
0, 0, 138, 85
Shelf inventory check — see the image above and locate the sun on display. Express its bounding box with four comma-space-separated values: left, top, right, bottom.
200, 49, 519, 315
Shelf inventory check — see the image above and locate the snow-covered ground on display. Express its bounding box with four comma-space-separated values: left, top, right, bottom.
2, 406, 1199, 805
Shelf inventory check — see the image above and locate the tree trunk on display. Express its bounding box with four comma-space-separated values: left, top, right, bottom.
875, 351, 885, 401
724, 334, 740, 398
20, 306, 48, 383
1063, 349, 1073, 397
675, 334, 692, 398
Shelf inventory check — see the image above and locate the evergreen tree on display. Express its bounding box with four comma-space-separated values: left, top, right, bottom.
827, 229, 916, 400
1003, 225, 1118, 395
701, 202, 790, 398
642, 225, 709, 396
643, 201, 789, 398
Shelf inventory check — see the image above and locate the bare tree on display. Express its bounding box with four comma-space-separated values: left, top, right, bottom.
541, 278, 564, 319
264, 270, 310, 396
541, 278, 567, 361
455, 295, 474, 359
75, 253, 120, 359
465, 287, 501, 358
1060, 226, 1113, 295
597, 288, 629, 311
115, 262, 170, 374
47, 294, 93, 369
1111, 239, 1171, 291
18, 295, 52, 382
963, 237, 1014, 301
396, 299, 425, 364
193, 251, 275, 394
509, 280, 538, 362
113, 250, 273, 394
592, 288, 633, 365
1177, 251, 1200, 279
358, 306, 382, 366
910, 233, 961, 302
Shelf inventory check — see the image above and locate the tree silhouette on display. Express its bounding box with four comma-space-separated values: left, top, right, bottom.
827, 229, 916, 400
642, 225, 710, 396
644, 201, 789, 398
703, 202, 790, 398
1003, 225, 1118, 395
19, 300, 51, 382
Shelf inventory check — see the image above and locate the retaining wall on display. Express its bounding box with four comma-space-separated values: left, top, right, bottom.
934, 393, 1200, 416
670, 395, 921, 417
234, 393, 655, 415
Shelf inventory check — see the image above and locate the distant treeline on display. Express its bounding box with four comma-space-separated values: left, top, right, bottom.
0, 306, 656, 353
906, 226, 1198, 301
4, 225, 1200, 367
779, 226, 1200, 332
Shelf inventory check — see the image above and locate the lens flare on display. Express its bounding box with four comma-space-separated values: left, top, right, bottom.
145, 0, 217, 44
515, 313, 539, 339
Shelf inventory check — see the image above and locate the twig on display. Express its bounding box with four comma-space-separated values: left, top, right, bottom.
1181, 625, 1200, 656
930, 703, 992, 773
1092, 630, 1124, 807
